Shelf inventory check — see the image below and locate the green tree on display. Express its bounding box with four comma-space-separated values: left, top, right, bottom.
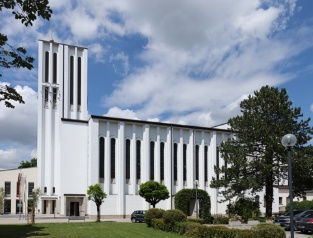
0, 0, 52, 108
0, 187, 4, 214
30, 187, 41, 224
210, 85, 313, 217
18, 158, 37, 168
139, 181, 169, 208
87, 184, 107, 222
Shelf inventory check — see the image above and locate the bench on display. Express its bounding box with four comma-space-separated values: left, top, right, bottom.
68, 216, 85, 222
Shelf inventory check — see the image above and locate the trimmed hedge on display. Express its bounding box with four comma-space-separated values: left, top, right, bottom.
251, 223, 285, 238
185, 225, 255, 238
144, 208, 165, 227
175, 188, 212, 223
213, 216, 229, 224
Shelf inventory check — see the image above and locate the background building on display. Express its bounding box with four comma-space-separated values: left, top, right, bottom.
0, 167, 36, 215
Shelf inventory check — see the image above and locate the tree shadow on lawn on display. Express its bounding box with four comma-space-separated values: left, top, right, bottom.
0, 224, 49, 237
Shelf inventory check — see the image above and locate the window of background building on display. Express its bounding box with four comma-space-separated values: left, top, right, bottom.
5, 181, 10, 197
4, 200, 11, 214
28, 182, 34, 197
16, 200, 23, 214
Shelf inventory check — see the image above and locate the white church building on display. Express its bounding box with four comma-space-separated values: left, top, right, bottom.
34, 39, 279, 218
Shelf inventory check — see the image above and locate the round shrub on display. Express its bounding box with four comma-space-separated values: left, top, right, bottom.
144, 208, 165, 227
251, 223, 285, 238
227, 197, 260, 222
163, 209, 187, 229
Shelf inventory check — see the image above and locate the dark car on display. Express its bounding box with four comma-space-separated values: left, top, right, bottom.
131, 210, 146, 223
295, 213, 313, 234
274, 210, 313, 231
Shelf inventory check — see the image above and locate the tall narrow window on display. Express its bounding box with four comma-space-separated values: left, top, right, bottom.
160, 142, 165, 181
111, 138, 116, 179
52, 88, 57, 108
195, 145, 199, 180
45, 51, 49, 82
53, 53, 57, 84
150, 141, 155, 180
5, 182, 11, 197
183, 144, 187, 182
70, 56, 74, 106
216, 146, 220, 180
77, 57, 81, 107
99, 137, 105, 179
204, 146, 208, 183
174, 143, 178, 181
28, 182, 34, 197
136, 140, 141, 180
126, 139, 131, 180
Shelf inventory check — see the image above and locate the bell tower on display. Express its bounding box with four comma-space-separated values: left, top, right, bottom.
37, 40, 88, 209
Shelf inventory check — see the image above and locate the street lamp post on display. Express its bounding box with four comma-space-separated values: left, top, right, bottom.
281, 134, 297, 238
194, 180, 198, 219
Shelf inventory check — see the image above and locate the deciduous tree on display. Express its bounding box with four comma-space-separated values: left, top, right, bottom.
0, 0, 52, 108
18, 158, 37, 168
210, 85, 313, 217
87, 184, 107, 222
0, 187, 4, 214
30, 187, 41, 224
139, 181, 169, 208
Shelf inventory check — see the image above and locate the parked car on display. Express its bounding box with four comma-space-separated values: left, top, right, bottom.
274, 210, 313, 231
273, 210, 306, 230
131, 210, 146, 223
295, 213, 313, 234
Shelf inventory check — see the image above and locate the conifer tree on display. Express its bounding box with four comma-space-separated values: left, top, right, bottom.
210, 85, 313, 217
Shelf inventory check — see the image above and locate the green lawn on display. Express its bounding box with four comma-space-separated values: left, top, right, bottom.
0, 222, 183, 238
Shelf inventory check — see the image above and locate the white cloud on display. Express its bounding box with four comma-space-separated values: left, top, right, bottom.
0, 84, 37, 169
89, 43, 107, 63
310, 104, 313, 112
110, 52, 129, 76
105, 107, 139, 120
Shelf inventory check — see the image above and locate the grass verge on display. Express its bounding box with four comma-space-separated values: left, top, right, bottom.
0, 221, 182, 238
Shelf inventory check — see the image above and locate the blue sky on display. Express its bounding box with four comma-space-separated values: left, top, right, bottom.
0, 0, 313, 169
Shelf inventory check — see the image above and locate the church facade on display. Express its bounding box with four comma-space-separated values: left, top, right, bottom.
36, 40, 278, 218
